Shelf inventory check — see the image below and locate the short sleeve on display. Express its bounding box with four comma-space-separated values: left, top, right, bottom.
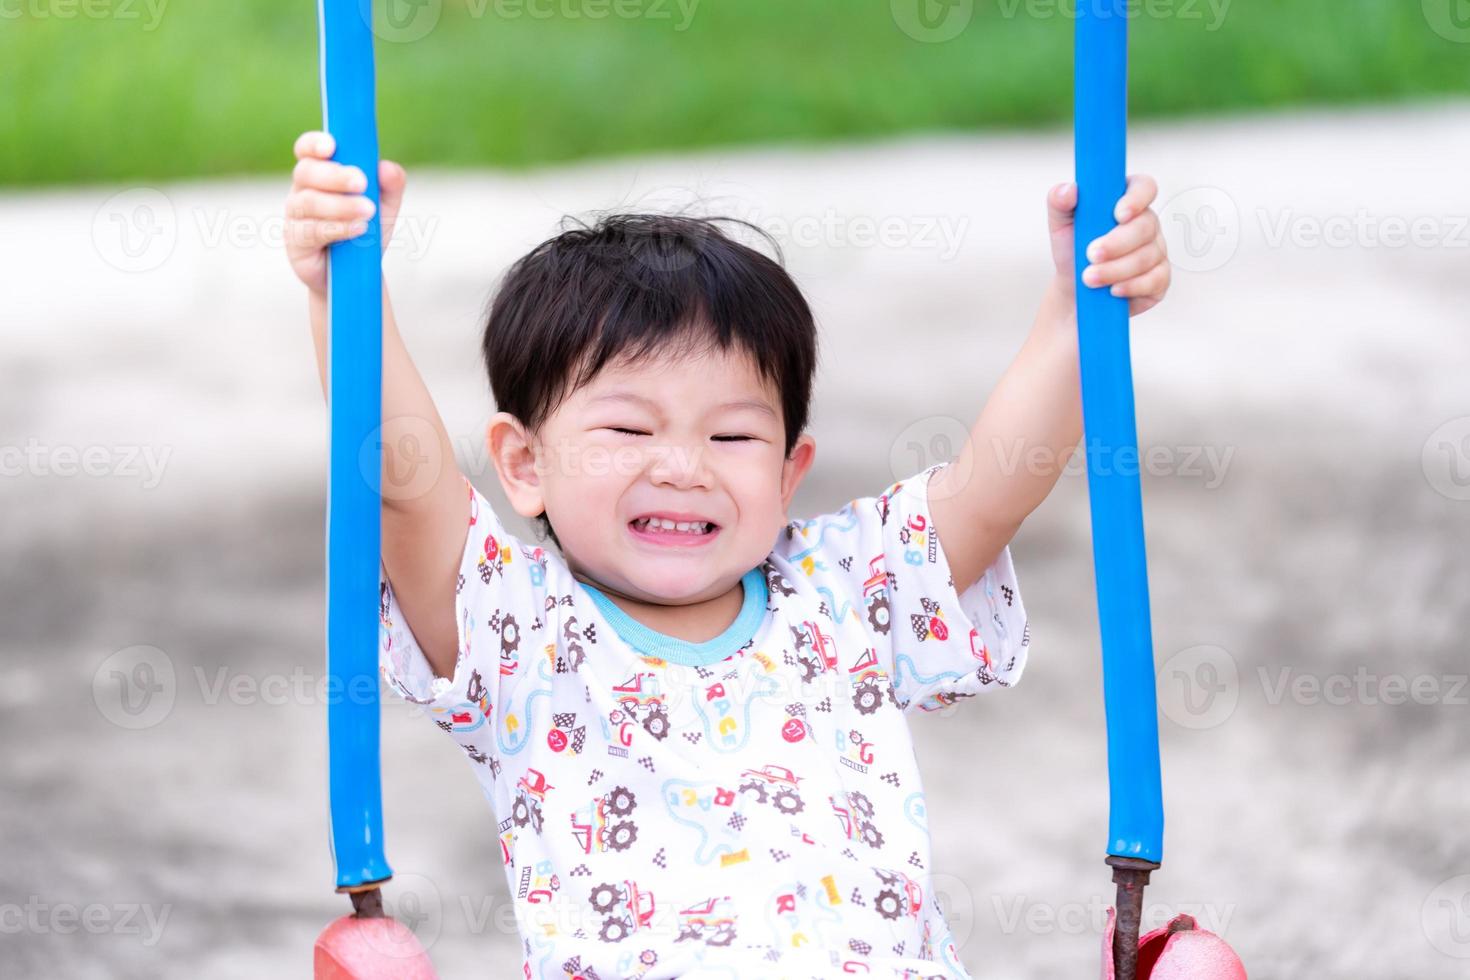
792, 461, 1031, 713
378, 477, 553, 753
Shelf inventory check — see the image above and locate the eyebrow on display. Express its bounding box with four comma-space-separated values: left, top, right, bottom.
587, 391, 778, 420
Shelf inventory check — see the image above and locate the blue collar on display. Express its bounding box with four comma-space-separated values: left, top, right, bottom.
578, 567, 769, 667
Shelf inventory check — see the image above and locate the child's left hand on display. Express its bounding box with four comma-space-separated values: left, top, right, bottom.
1047, 174, 1170, 317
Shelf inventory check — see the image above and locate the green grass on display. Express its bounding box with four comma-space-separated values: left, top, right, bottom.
1, 0, 1466, 186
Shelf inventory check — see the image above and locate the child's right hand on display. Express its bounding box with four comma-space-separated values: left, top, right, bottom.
285, 130, 406, 295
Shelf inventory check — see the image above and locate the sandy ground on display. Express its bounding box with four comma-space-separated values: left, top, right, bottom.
3, 100, 1469, 978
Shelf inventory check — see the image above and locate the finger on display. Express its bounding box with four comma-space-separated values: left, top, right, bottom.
286, 188, 376, 223
378, 161, 406, 222
293, 131, 336, 161
1108, 262, 1170, 299
1085, 208, 1159, 263
1114, 174, 1158, 223
1082, 240, 1165, 288
1129, 295, 1162, 317
286, 217, 369, 251
1047, 181, 1078, 234
379, 159, 406, 194
292, 157, 368, 194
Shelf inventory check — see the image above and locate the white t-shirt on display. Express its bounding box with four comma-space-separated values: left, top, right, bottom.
378, 461, 1031, 979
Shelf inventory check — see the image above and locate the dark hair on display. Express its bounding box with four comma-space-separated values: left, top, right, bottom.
482, 212, 820, 547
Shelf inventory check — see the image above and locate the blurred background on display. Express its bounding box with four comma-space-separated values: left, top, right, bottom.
3, 1, 1468, 977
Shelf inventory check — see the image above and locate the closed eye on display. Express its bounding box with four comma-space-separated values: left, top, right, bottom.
605, 428, 757, 442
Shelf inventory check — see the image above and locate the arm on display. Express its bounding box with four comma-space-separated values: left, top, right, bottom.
288, 131, 467, 680
931, 176, 1171, 595
308, 284, 467, 680
930, 281, 1080, 595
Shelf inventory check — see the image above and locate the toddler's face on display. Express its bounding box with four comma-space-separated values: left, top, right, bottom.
490, 344, 815, 605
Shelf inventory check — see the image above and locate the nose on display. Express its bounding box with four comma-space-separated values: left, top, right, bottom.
647, 437, 712, 491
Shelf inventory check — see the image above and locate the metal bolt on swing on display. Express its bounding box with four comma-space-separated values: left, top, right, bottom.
349, 887, 385, 920
1106, 856, 1159, 980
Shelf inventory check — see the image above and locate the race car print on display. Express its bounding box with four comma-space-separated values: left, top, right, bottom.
587, 878, 655, 944
737, 764, 805, 815
791, 619, 838, 683
675, 896, 737, 947
846, 645, 896, 716
862, 556, 892, 636
829, 790, 885, 850
871, 867, 924, 922
611, 671, 671, 741
512, 768, 552, 835
570, 784, 639, 855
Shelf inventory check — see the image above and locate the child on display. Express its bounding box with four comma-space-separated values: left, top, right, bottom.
285, 130, 1171, 979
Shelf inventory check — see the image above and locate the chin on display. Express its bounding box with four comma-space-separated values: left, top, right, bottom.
624, 558, 749, 603
628, 571, 715, 605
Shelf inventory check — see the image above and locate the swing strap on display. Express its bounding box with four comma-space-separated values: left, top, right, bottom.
319, 0, 392, 894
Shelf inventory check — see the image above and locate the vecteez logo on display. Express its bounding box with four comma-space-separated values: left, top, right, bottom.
892, 0, 975, 42
1423, 0, 1470, 43
1157, 644, 1239, 730
93, 645, 176, 730
368, 0, 443, 43
1158, 186, 1240, 273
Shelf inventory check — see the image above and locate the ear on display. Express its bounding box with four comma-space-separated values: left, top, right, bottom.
779, 433, 817, 517
486, 412, 545, 520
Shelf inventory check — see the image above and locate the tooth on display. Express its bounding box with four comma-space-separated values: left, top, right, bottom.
632, 517, 714, 534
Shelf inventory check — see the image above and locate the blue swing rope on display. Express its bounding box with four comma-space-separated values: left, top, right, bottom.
1074, 4, 1165, 977
318, 0, 392, 897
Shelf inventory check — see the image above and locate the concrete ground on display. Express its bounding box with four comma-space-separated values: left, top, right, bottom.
3, 100, 1469, 978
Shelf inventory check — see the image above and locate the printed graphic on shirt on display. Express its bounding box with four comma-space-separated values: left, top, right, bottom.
378, 462, 1029, 979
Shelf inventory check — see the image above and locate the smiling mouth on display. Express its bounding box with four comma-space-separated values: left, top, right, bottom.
628, 516, 720, 545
